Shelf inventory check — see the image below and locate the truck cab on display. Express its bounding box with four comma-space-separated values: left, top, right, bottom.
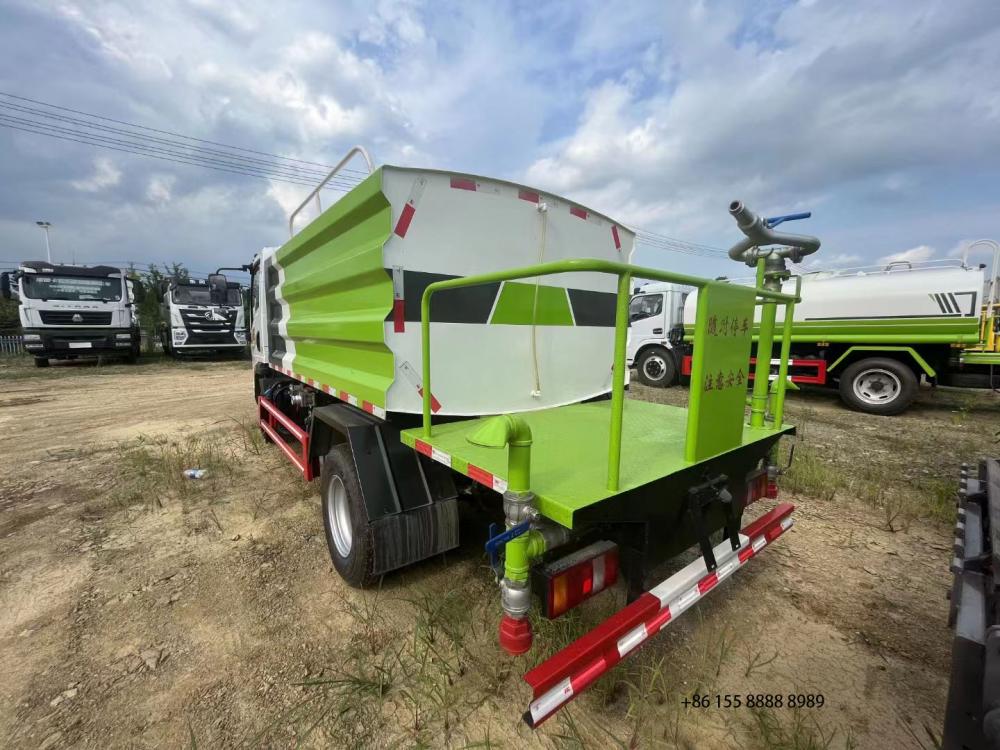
159, 275, 248, 357
626, 281, 688, 386
0, 261, 140, 367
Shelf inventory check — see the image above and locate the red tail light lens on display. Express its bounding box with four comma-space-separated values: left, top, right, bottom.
539, 541, 619, 619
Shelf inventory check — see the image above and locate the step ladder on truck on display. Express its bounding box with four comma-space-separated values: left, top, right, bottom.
247, 147, 814, 727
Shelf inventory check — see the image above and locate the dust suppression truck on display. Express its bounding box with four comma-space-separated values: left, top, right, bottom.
674, 215, 1000, 415
0, 261, 140, 366
159, 273, 248, 356
249, 147, 809, 727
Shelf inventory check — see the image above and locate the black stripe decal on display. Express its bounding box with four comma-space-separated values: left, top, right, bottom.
387, 269, 617, 327
804, 313, 965, 320
939, 293, 954, 313
567, 288, 618, 326
265, 258, 287, 368
930, 293, 947, 314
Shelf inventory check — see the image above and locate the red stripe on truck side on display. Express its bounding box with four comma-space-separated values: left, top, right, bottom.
414, 440, 433, 457
394, 203, 416, 237
611, 225, 621, 250
467, 464, 495, 488
450, 177, 477, 191
569, 206, 588, 220
518, 190, 540, 203
393, 298, 406, 333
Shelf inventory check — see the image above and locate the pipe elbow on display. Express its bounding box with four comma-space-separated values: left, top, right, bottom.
466, 413, 533, 449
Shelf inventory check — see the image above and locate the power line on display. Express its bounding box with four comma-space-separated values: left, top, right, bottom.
0, 100, 349, 182
0, 91, 371, 177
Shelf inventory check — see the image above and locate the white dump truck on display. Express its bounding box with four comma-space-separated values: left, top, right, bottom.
0, 261, 140, 366
159, 272, 248, 357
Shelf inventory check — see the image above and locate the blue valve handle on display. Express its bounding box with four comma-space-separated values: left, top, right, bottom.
485, 520, 532, 573
764, 211, 811, 228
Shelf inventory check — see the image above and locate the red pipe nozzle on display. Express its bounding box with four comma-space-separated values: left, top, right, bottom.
499, 614, 533, 655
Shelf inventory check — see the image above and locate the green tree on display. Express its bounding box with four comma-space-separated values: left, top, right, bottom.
0, 296, 19, 333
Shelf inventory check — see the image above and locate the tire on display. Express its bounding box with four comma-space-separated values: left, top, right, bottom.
34, 357, 50, 368
636, 346, 676, 387
320, 444, 377, 588
838, 357, 917, 416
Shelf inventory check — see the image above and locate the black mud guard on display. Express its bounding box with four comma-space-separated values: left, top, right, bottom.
311, 404, 459, 576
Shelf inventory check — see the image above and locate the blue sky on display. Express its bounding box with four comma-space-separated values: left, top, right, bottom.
1, 0, 998, 279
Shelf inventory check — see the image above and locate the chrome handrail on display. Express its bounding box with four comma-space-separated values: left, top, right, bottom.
287, 145, 374, 237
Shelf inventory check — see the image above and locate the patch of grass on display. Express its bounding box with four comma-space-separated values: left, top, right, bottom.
913, 477, 957, 524
784, 447, 843, 502
741, 707, 854, 750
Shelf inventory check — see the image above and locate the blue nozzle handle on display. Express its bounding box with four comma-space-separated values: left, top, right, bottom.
485, 520, 532, 572
764, 212, 811, 229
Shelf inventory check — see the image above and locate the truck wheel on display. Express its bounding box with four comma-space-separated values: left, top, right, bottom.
636, 346, 676, 387
34, 357, 50, 368
320, 444, 376, 588
838, 357, 917, 416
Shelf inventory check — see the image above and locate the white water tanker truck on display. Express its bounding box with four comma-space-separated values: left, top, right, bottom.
0, 261, 141, 366
248, 147, 812, 726
646, 212, 1000, 415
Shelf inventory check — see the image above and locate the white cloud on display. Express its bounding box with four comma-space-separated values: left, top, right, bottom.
71, 157, 122, 192
879, 245, 935, 265
146, 175, 175, 205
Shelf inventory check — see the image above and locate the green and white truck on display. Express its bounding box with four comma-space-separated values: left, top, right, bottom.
248, 148, 810, 726
675, 217, 1000, 415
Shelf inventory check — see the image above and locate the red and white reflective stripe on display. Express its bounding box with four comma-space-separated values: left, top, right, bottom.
569, 206, 588, 220
393, 176, 427, 238
523, 503, 795, 728
611, 225, 622, 250
414, 440, 508, 493
392, 265, 406, 333
271, 365, 386, 419
399, 360, 442, 413
518, 189, 540, 203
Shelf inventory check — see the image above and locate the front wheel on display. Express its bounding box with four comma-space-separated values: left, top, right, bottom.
838, 357, 917, 416
636, 346, 676, 387
320, 444, 377, 588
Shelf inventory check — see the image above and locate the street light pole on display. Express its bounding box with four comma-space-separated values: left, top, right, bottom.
35, 221, 52, 263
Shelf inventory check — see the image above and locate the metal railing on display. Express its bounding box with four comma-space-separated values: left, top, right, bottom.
418, 259, 799, 493
0, 334, 24, 356
287, 145, 375, 237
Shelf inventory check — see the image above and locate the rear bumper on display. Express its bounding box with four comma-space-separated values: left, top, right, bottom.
23, 327, 136, 356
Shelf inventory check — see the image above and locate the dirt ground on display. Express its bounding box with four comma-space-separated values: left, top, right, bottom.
1, 356, 998, 749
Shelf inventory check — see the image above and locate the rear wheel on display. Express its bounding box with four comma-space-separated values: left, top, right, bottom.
34, 357, 49, 368
636, 346, 676, 387
321, 444, 376, 587
838, 357, 917, 416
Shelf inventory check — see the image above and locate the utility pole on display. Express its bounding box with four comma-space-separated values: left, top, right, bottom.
35, 221, 52, 263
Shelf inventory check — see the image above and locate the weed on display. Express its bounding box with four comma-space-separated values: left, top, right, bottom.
740, 707, 850, 750
784, 447, 841, 502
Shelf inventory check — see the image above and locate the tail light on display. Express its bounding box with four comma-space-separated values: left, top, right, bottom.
537, 541, 619, 619
765, 464, 780, 499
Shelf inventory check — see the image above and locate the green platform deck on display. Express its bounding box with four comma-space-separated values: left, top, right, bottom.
400, 399, 791, 528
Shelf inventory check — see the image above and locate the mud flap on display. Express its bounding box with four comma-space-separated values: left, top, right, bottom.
312, 403, 460, 576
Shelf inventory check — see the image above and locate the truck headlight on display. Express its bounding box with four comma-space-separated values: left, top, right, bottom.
116, 333, 132, 340
172, 329, 187, 345
23, 333, 41, 341
234, 331, 247, 344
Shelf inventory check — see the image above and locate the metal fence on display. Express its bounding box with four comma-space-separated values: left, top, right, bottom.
0, 334, 24, 356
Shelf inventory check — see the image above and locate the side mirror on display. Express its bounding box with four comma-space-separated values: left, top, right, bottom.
0, 272, 10, 300
207, 273, 228, 305
131, 280, 146, 304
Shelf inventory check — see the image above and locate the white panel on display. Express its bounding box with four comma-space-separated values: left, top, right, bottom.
380, 166, 635, 415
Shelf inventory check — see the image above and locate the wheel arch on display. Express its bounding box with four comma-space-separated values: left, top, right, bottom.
827, 345, 937, 380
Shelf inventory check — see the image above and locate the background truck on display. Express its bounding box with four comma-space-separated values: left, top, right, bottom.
159, 272, 248, 357
0, 261, 140, 366
248, 147, 809, 727
671, 217, 1000, 415
626, 281, 689, 386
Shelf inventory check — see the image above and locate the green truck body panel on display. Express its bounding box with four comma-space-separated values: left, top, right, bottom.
401, 399, 790, 529
685, 283, 756, 461
274, 169, 395, 409
827, 345, 937, 377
